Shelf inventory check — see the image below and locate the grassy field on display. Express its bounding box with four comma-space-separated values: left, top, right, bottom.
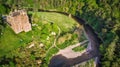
0, 25, 33, 57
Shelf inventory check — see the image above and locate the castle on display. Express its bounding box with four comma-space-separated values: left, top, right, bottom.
6, 10, 31, 34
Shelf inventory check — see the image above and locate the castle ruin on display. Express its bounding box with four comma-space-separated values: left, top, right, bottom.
6, 10, 31, 34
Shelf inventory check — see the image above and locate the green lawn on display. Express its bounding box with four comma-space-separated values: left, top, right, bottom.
0, 25, 33, 57
31, 12, 78, 32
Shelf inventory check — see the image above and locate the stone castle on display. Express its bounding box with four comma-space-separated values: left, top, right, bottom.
6, 10, 31, 34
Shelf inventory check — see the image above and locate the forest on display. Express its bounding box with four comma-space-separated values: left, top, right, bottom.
0, 0, 120, 67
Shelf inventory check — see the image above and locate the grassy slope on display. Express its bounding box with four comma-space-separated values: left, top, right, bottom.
0, 26, 33, 57
31, 12, 78, 32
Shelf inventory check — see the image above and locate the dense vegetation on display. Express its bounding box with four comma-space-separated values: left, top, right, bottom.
0, 0, 120, 67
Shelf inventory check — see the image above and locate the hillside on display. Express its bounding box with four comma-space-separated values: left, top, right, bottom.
0, 0, 120, 67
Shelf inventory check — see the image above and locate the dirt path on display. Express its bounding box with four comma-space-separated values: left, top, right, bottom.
46, 25, 61, 55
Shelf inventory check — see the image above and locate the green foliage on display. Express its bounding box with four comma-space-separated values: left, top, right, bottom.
0, 0, 120, 67
0, 5, 6, 14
